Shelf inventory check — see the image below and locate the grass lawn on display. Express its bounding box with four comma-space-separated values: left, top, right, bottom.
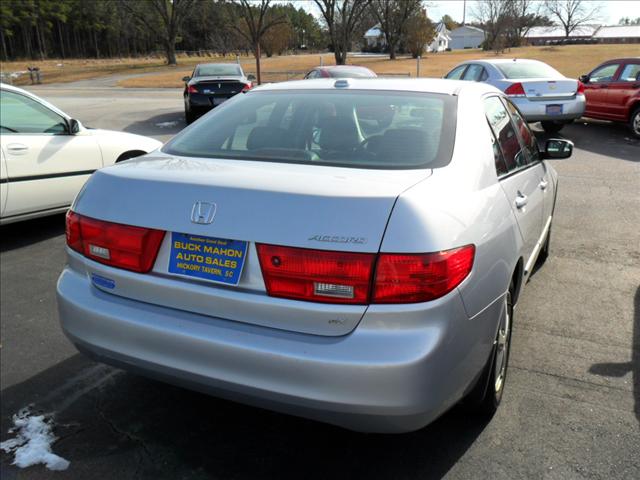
1, 44, 636, 88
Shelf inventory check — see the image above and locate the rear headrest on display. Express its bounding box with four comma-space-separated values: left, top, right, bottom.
246, 126, 288, 150
318, 116, 360, 152
373, 128, 428, 163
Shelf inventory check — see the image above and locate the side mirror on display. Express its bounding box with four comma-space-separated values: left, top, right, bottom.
247, 74, 256, 81
182, 76, 191, 82
68, 118, 81, 134
543, 139, 573, 159
579, 74, 589, 83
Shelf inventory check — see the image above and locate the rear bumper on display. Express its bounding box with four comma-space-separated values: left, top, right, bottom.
57, 262, 502, 433
514, 94, 586, 122
186, 93, 235, 113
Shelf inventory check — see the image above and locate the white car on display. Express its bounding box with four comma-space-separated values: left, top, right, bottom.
0, 83, 162, 224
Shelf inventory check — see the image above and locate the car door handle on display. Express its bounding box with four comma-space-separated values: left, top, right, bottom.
539, 180, 548, 190
7, 143, 29, 153
515, 192, 528, 209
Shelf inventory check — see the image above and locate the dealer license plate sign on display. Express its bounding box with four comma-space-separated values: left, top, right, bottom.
546, 104, 563, 115
168, 232, 248, 285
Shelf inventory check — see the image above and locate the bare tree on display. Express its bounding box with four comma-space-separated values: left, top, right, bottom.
472, 0, 512, 52
314, 0, 371, 65
370, 0, 421, 60
544, 0, 602, 38
232, 0, 287, 84
123, 0, 196, 65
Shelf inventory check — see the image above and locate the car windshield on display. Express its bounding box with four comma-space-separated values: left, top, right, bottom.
330, 68, 375, 78
196, 64, 242, 77
163, 90, 456, 169
497, 62, 560, 79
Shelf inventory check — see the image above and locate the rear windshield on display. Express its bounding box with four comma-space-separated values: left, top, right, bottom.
195, 64, 242, 77
497, 62, 560, 79
330, 68, 375, 78
163, 90, 456, 169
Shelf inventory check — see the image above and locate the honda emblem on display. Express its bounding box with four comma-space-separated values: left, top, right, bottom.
190, 201, 217, 225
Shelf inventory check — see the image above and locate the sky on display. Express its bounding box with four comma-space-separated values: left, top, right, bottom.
427, 0, 640, 25
294, 0, 640, 26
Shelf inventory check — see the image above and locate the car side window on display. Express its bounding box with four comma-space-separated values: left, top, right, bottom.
463, 64, 484, 82
306, 70, 319, 79
446, 65, 467, 80
484, 96, 527, 175
0, 90, 68, 134
589, 64, 620, 83
618, 63, 640, 82
502, 98, 539, 164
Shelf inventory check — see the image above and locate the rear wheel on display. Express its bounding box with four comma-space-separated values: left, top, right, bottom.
464, 283, 514, 416
630, 107, 640, 138
541, 120, 565, 134
185, 108, 195, 125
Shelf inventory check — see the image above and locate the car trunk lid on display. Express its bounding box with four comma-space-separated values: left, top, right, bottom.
519, 79, 578, 100
72, 154, 431, 336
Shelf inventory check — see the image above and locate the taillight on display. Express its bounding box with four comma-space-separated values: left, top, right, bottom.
372, 245, 475, 304
242, 82, 252, 92
576, 80, 585, 95
505, 82, 526, 97
256, 244, 475, 305
187, 85, 198, 94
256, 244, 375, 304
65, 211, 165, 273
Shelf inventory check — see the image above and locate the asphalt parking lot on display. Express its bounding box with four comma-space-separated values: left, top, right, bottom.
1, 82, 639, 480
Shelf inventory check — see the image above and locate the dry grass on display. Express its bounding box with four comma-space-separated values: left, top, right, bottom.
1, 44, 636, 88
118, 44, 640, 88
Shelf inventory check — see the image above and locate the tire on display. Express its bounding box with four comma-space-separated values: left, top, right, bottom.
536, 223, 551, 266
630, 107, 640, 138
464, 283, 514, 417
541, 120, 565, 134
185, 108, 195, 125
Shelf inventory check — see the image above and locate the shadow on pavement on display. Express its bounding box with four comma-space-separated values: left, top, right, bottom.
0, 214, 66, 253
123, 112, 186, 138
589, 286, 640, 426
536, 119, 639, 163
1, 353, 489, 480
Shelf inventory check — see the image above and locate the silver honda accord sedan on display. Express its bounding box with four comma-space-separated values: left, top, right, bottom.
57, 78, 573, 433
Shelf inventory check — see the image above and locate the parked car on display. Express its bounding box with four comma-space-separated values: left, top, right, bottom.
0, 83, 161, 225
579, 57, 640, 137
183, 63, 255, 124
445, 59, 586, 133
304, 65, 377, 79
57, 78, 572, 433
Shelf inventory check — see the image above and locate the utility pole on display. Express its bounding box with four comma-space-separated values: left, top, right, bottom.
462, 0, 466, 25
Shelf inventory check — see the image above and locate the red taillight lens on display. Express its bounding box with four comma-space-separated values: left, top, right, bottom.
242, 82, 252, 92
187, 85, 198, 94
576, 80, 585, 95
65, 211, 82, 253
505, 82, 526, 97
256, 244, 375, 304
256, 243, 475, 305
65, 212, 165, 273
372, 245, 475, 304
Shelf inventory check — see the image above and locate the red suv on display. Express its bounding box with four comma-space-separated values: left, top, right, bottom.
579, 58, 640, 137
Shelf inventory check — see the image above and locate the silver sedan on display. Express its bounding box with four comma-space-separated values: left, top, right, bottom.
445, 58, 586, 133
57, 78, 573, 433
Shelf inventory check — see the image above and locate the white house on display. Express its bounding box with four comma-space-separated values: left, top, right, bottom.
449, 25, 486, 49
364, 25, 384, 49
427, 22, 451, 52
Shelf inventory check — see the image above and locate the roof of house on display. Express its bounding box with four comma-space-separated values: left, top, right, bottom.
593, 25, 640, 38
450, 25, 486, 36
524, 25, 600, 38
364, 25, 382, 38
